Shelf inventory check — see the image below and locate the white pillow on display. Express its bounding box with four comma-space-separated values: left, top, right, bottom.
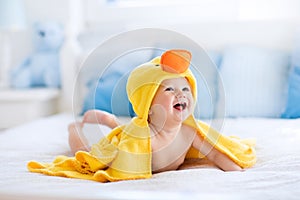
216, 46, 290, 118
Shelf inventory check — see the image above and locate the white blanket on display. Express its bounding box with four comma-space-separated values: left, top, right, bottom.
1, 113, 300, 200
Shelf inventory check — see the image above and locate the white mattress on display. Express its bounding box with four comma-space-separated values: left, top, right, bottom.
0, 113, 300, 200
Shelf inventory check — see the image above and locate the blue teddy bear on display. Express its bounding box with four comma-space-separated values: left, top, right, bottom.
10, 21, 64, 88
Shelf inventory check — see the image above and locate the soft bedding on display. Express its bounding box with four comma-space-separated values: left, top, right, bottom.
0, 113, 300, 199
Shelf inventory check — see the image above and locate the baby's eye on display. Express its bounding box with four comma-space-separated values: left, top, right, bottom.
182, 87, 190, 92
165, 87, 174, 91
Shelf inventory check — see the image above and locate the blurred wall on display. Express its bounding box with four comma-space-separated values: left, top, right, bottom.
9, 0, 300, 68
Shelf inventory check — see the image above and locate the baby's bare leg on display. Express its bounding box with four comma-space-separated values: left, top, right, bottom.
68, 122, 90, 155
68, 110, 119, 155
82, 110, 119, 129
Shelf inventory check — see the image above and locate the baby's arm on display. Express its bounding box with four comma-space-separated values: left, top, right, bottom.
193, 135, 242, 171
82, 110, 119, 129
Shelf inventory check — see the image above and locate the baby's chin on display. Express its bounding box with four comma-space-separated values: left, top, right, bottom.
173, 109, 191, 122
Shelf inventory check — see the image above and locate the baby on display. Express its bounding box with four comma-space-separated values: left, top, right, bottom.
68, 50, 251, 173
28, 49, 255, 182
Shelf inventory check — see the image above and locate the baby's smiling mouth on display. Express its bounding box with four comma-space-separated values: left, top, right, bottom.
173, 102, 187, 111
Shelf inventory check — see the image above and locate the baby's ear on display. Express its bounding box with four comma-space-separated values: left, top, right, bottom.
160, 50, 191, 73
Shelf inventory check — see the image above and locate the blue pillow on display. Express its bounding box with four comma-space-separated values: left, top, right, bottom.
217, 46, 290, 118
81, 50, 153, 116
281, 46, 300, 118
192, 51, 221, 119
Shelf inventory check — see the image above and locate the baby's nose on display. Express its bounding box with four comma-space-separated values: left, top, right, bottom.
176, 90, 186, 98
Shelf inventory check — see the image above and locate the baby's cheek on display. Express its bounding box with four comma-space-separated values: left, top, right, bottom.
151, 104, 167, 115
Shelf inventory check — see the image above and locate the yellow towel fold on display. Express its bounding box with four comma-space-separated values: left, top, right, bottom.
28, 49, 256, 182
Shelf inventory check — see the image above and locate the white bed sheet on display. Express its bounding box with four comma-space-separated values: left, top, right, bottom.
0, 113, 300, 200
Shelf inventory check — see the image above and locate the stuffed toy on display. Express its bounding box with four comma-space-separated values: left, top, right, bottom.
10, 21, 64, 88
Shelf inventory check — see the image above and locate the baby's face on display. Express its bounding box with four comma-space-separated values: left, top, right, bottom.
150, 77, 194, 125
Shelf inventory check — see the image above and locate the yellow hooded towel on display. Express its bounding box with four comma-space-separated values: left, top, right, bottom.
28, 49, 256, 182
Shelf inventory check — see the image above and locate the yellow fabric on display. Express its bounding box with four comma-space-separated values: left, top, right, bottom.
28, 54, 256, 182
